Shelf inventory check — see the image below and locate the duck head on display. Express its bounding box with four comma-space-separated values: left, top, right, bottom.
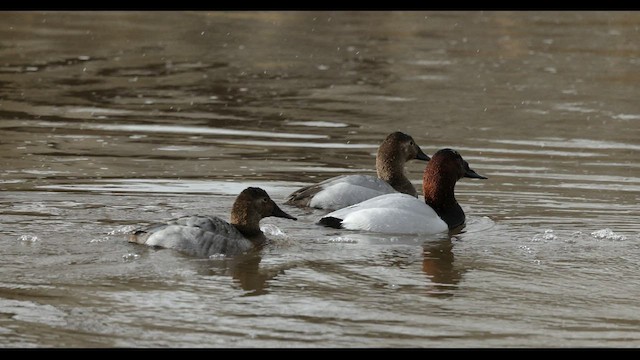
237, 187, 297, 220
377, 131, 430, 163
422, 149, 487, 230
231, 187, 297, 237
423, 148, 487, 186
376, 132, 431, 197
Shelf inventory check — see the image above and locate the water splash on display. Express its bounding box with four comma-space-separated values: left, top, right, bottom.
122, 253, 141, 262
328, 236, 358, 244
564, 231, 584, 244
108, 225, 137, 236
17, 235, 39, 242
261, 224, 300, 249
532, 229, 557, 242
590, 228, 626, 241
519, 245, 535, 254
260, 224, 287, 238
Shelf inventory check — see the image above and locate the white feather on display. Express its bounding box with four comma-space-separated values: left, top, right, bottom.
323, 193, 449, 235
309, 175, 397, 210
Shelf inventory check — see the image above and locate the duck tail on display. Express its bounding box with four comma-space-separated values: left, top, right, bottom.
317, 216, 344, 229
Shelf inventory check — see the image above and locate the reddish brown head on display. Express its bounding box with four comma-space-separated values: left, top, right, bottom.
422, 149, 487, 229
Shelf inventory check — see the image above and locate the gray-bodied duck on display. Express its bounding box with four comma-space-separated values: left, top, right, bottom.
129, 187, 297, 257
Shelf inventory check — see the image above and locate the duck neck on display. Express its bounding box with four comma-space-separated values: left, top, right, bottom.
377, 157, 417, 197
423, 177, 465, 230
230, 209, 266, 243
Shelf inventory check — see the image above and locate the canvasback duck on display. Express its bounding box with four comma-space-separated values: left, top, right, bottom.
317, 149, 487, 234
128, 187, 297, 257
285, 131, 430, 210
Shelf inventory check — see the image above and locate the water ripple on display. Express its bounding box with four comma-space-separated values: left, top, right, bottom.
37, 122, 328, 140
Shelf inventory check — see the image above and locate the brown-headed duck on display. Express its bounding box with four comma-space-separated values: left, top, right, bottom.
285, 131, 430, 211
129, 187, 297, 257
317, 149, 486, 234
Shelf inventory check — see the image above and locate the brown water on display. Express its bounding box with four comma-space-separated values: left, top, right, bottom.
1, 11, 639, 348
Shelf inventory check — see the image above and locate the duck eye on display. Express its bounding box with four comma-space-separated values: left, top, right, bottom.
409, 141, 414, 146
262, 198, 269, 203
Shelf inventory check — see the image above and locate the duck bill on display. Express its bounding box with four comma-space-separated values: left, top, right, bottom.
415, 147, 430, 161
271, 202, 297, 220
464, 167, 488, 179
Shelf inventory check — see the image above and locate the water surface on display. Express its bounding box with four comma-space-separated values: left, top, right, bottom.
1, 11, 639, 347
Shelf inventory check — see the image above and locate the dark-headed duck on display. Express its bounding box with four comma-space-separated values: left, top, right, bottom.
129, 187, 297, 257
317, 149, 486, 234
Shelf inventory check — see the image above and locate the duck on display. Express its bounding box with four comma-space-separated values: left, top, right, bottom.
285, 131, 430, 211
317, 148, 487, 235
128, 187, 297, 257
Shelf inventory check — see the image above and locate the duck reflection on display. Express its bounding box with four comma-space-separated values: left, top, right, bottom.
204, 253, 293, 297
421, 238, 464, 298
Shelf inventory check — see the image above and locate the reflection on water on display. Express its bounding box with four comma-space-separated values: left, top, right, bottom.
422, 240, 462, 298
205, 253, 298, 297
1, 11, 640, 347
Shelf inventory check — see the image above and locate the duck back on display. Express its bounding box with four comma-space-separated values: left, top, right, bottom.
286, 174, 396, 210
319, 193, 449, 235
130, 215, 254, 257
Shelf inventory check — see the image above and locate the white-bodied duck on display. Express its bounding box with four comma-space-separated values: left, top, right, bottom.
317, 149, 487, 234
286, 131, 430, 211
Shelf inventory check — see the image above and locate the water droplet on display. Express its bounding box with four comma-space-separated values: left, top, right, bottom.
122, 253, 140, 262
260, 224, 286, 237
591, 228, 626, 241
18, 235, 39, 242
328, 237, 358, 244
532, 229, 557, 242
108, 225, 137, 235
543, 229, 557, 240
